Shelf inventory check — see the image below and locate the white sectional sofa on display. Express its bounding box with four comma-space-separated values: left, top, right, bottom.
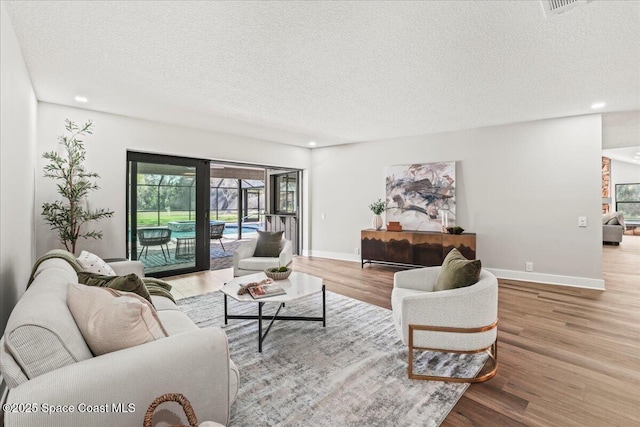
0, 254, 238, 427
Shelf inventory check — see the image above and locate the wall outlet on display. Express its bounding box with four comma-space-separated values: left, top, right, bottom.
321, 213, 326, 220
578, 216, 587, 227
355, 247, 360, 255
525, 262, 533, 272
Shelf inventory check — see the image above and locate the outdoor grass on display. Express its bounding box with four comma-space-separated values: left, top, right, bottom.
136, 211, 239, 227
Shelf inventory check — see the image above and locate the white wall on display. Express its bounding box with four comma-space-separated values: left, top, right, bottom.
0, 3, 38, 333
36, 103, 311, 258
309, 115, 604, 288
611, 159, 640, 208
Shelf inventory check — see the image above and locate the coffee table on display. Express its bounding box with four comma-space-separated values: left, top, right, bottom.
220, 272, 326, 352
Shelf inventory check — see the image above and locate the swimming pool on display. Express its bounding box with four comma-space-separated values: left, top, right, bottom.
223, 224, 261, 235
167, 223, 262, 239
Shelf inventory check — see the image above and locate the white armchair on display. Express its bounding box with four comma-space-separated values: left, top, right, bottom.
391, 266, 498, 382
233, 238, 293, 277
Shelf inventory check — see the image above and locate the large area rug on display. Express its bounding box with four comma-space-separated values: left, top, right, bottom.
177, 290, 488, 426
209, 240, 243, 271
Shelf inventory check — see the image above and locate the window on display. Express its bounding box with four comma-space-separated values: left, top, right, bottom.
273, 172, 297, 214
615, 183, 640, 221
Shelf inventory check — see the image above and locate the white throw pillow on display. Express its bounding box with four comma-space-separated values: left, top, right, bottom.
77, 250, 116, 275
67, 283, 168, 356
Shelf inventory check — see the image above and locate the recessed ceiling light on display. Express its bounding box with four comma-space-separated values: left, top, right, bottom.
74, 96, 88, 103
308, 141, 317, 146
590, 102, 606, 109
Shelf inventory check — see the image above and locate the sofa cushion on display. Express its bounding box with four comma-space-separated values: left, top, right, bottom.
157, 310, 199, 336
434, 248, 482, 291
3, 261, 93, 385
603, 212, 626, 229
151, 295, 181, 311
67, 283, 168, 356
77, 271, 153, 305
238, 256, 281, 271
603, 224, 624, 243
253, 231, 284, 257
77, 250, 116, 275
0, 338, 28, 388
229, 358, 240, 404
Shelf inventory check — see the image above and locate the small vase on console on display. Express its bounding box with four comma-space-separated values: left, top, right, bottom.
372, 214, 383, 231
368, 198, 387, 231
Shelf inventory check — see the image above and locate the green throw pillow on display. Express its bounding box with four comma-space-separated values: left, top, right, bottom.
77, 272, 153, 305
434, 248, 482, 291
254, 231, 284, 257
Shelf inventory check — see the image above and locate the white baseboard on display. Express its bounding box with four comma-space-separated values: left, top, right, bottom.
302, 251, 606, 290
305, 250, 361, 263
487, 269, 605, 290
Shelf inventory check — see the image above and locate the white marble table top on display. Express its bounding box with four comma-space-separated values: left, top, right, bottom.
221, 271, 324, 303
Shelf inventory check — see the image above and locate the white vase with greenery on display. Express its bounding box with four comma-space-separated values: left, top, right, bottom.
369, 199, 387, 231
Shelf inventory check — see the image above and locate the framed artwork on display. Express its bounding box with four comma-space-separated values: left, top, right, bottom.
385, 162, 456, 231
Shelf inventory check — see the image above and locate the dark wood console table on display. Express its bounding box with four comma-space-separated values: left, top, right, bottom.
361, 229, 476, 268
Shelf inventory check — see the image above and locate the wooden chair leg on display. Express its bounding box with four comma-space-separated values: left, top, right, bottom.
408, 322, 498, 383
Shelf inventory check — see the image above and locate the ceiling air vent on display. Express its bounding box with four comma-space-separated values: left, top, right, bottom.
541, 0, 588, 17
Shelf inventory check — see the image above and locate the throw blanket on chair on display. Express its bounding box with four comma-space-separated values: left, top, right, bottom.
27, 250, 175, 302
602, 212, 626, 230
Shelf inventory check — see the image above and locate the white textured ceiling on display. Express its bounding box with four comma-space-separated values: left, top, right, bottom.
5, 1, 640, 148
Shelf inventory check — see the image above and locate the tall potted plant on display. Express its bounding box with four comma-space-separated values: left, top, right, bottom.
41, 119, 114, 254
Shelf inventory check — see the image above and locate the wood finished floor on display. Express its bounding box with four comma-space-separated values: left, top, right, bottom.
165, 236, 640, 426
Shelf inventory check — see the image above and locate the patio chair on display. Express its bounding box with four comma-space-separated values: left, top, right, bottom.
210, 223, 226, 250
138, 227, 172, 262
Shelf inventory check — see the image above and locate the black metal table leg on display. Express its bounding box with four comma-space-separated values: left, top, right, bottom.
223, 286, 325, 353
224, 293, 228, 325
258, 302, 263, 352
322, 285, 326, 327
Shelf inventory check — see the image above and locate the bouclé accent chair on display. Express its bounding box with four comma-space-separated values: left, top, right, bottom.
391, 266, 498, 382
233, 238, 293, 277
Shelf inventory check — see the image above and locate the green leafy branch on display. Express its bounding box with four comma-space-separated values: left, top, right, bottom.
369, 198, 387, 215
41, 119, 113, 254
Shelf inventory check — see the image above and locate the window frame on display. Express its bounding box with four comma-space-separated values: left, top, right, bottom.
272, 172, 297, 214
615, 183, 640, 221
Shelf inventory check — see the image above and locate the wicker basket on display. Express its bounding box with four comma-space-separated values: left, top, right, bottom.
264, 267, 292, 280
144, 393, 198, 427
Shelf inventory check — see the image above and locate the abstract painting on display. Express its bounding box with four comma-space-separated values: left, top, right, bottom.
386, 162, 456, 231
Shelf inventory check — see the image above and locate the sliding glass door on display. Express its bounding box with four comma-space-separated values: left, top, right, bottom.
127, 152, 210, 277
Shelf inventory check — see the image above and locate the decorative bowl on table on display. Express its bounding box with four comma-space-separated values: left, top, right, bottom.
264, 266, 292, 280
446, 226, 465, 235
